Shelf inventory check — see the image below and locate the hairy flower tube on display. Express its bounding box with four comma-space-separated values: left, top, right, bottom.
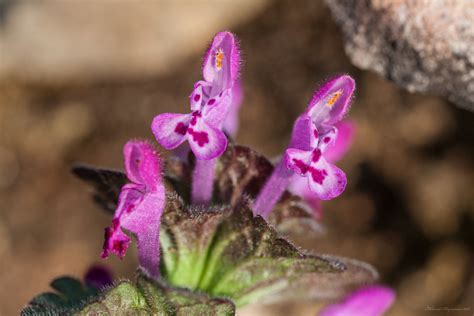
101, 140, 165, 278
254, 75, 355, 218
319, 286, 395, 316
152, 31, 240, 205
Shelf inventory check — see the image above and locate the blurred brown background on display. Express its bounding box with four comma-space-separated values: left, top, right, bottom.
0, 1, 472, 315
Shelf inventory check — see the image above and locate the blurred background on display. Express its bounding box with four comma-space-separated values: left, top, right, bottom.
0, 0, 472, 315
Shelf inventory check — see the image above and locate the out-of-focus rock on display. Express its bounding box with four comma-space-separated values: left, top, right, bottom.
0, 0, 269, 83
325, 0, 474, 110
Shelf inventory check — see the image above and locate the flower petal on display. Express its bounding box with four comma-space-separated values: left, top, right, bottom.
319, 286, 395, 316
202, 31, 240, 91
285, 148, 312, 175
123, 140, 161, 189
289, 175, 324, 220
190, 82, 205, 111
318, 125, 338, 153
223, 79, 243, 136
307, 75, 355, 126
202, 88, 232, 128
101, 218, 131, 259
307, 156, 347, 200
120, 188, 165, 278
102, 184, 142, 259
188, 118, 228, 160
325, 120, 356, 163
289, 116, 316, 150
152, 113, 191, 149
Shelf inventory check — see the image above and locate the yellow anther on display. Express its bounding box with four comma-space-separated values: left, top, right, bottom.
327, 90, 342, 107
215, 48, 224, 70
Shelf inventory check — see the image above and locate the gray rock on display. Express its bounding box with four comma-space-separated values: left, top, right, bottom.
325, 0, 474, 110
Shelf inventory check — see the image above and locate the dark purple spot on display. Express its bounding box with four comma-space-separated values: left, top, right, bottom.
113, 240, 126, 254
312, 148, 321, 162
323, 137, 330, 143
208, 98, 216, 105
219, 92, 223, 97
313, 129, 319, 139
292, 159, 309, 174
188, 128, 209, 147
194, 94, 201, 102
190, 111, 202, 126
174, 122, 188, 135
310, 167, 328, 185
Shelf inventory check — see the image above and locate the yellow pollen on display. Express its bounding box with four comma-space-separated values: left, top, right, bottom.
327, 90, 342, 107
215, 49, 224, 70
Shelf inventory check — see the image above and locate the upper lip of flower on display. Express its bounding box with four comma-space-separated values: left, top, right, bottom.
152, 32, 240, 161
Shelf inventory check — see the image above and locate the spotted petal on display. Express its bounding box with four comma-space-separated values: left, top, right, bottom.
202, 88, 232, 128
318, 125, 338, 152
188, 118, 227, 160
123, 141, 161, 190
307, 75, 355, 126
325, 120, 355, 163
285, 148, 312, 175
307, 156, 346, 201
152, 113, 191, 149
101, 218, 131, 259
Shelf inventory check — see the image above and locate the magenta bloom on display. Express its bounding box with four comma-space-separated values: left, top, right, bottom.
289, 121, 355, 218
152, 31, 240, 160
319, 286, 395, 316
254, 75, 354, 217
102, 140, 165, 278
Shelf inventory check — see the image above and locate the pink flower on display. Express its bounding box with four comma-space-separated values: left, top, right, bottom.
152, 31, 240, 160
319, 286, 395, 316
102, 140, 165, 278
285, 76, 355, 200
288, 120, 355, 208
254, 75, 355, 217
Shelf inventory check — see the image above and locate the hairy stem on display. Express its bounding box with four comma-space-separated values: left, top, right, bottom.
253, 160, 293, 218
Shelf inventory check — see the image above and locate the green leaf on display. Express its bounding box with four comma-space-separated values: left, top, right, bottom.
21, 276, 99, 315
23, 274, 235, 316
160, 196, 377, 307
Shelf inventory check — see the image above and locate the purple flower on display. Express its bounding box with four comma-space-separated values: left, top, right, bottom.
288, 121, 355, 218
319, 286, 395, 316
152, 31, 240, 160
254, 75, 355, 217
102, 140, 165, 278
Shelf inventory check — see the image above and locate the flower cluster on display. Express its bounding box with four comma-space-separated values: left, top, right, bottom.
98, 31, 394, 315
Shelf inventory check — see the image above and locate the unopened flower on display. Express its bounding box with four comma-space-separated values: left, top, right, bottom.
102, 140, 165, 278
254, 75, 355, 217
152, 31, 240, 160
319, 286, 395, 316
84, 265, 113, 290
